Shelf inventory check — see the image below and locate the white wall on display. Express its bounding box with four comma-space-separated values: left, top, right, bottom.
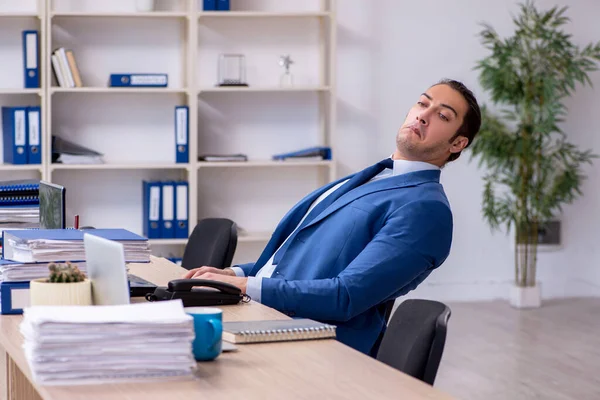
335, 0, 600, 301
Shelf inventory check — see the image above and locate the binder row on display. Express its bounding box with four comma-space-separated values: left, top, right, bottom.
51, 47, 83, 88
143, 180, 189, 239
1, 107, 42, 165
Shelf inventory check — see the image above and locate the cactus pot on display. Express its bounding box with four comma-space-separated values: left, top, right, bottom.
30, 278, 93, 306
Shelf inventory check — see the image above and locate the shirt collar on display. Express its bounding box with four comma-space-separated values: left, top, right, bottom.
390, 157, 440, 176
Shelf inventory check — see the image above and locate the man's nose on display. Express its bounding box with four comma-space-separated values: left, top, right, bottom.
415, 113, 428, 126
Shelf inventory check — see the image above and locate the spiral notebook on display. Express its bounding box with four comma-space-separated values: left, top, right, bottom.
222, 318, 336, 344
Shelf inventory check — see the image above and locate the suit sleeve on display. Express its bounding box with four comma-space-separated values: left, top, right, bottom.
259, 200, 453, 322
231, 262, 255, 277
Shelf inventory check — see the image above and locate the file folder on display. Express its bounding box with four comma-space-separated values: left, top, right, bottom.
142, 181, 161, 239
217, 0, 230, 11
175, 181, 189, 239
109, 74, 168, 87
272, 146, 332, 161
203, 0, 216, 10
175, 106, 189, 163
2, 107, 28, 165
161, 181, 175, 239
27, 106, 41, 164
0, 281, 30, 315
22, 30, 39, 88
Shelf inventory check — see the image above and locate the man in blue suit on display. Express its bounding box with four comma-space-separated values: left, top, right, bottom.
184, 79, 481, 355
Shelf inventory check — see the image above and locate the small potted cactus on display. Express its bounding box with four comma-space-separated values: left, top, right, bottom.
29, 262, 92, 306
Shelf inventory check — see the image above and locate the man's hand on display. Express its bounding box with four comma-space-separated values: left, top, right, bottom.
183, 266, 235, 279
197, 273, 248, 294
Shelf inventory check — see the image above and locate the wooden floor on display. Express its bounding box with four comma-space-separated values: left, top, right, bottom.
435, 298, 600, 400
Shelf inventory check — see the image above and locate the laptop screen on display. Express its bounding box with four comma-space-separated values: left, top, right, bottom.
39, 181, 66, 229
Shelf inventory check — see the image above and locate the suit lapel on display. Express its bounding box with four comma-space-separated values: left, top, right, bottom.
251, 174, 355, 273
300, 169, 441, 231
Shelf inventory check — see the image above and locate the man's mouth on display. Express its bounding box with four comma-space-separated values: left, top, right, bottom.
408, 124, 422, 138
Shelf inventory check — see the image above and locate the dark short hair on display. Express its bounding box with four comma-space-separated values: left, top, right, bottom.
433, 79, 481, 162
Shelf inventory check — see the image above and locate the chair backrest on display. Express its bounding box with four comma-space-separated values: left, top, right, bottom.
376, 299, 451, 386
181, 218, 238, 270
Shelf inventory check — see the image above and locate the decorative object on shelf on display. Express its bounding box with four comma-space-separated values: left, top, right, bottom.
471, 1, 600, 309
135, 0, 155, 12
29, 262, 92, 306
218, 54, 248, 87
279, 55, 294, 87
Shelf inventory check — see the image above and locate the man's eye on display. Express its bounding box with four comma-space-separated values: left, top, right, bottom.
417, 101, 426, 106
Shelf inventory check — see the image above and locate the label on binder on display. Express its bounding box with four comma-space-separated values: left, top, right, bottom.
176, 184, 188, 220
25, 33, 37, 69
149, 186, 160, 221
131, 75, 167, 86
14, 110, 26, 147
28, 110, 40, 146
162, 185, 174, 221
176, 108, 188, 145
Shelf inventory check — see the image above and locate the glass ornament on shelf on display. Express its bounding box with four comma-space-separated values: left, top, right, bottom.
217, 54, 248, 87
279, 55, 294, 87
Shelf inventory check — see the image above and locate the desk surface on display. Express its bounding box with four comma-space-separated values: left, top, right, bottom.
0, 256, 454, 400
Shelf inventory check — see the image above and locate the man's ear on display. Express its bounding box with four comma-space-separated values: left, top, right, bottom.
450, 135, 469, 154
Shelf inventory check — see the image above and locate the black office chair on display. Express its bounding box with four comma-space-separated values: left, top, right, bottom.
376, 299, 451, 386
181, 218, 238, 271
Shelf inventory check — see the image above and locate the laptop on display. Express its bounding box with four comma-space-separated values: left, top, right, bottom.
83, 233, 157, 304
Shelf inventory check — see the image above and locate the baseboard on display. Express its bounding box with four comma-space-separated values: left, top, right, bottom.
397, 278, 600, 303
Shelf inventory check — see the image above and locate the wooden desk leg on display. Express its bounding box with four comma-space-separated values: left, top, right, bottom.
0, 347, 7, 400
6, 355, 41, 400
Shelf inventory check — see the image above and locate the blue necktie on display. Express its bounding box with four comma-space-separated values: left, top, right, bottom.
272, 157, 394, 265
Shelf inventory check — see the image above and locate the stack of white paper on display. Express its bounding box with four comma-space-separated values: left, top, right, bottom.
20, 300, 196, 385
0, 261, 88, 282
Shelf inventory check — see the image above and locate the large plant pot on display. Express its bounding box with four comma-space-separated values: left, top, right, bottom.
30, 278, 92, 306
509, 283, 541, 309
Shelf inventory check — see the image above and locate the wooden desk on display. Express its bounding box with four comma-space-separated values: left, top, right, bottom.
0, 257, 454, 400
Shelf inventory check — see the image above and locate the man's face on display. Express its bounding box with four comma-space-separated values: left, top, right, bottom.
395, 84, 470, 165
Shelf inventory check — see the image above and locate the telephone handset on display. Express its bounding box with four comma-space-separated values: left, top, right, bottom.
146, 279, 251, 307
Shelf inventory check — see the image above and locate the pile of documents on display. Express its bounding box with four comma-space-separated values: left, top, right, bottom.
0, 260, 87, 283
2, 229, 151, 263
20, 300, 196, 385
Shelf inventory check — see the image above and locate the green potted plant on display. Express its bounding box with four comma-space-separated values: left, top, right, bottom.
471, 1, 600, 308
30, 262, 92, 306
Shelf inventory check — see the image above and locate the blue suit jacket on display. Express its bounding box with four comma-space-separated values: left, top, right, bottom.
236, 169, 453, 355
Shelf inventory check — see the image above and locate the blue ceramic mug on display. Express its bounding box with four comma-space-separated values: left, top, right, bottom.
185, 307, 223, 361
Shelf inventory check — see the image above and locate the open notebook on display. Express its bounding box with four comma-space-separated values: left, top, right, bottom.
223, 318, 336, 344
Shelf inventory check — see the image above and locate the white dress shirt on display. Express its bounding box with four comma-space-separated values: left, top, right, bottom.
231, 159, 439, 303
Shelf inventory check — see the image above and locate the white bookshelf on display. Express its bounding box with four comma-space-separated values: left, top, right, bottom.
0, 0, 336, 263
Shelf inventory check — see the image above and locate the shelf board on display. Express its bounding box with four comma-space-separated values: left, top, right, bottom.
0, 88, 42, 95
0, 13, 40, 18
0, 164, 42, 171
50, 11, 188, 19
198, 160, 333, 168
199, 11, 330, 18
238, 232, 272, 242
51, 87, 188, 94
50, 163, 190, 171
199, 86, 330, 93
148, 239, 188, 246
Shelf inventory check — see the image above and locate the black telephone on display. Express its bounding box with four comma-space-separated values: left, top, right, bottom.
145, 279, 250, 307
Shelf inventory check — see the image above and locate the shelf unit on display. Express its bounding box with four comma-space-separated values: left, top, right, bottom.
0, 0, 337, 262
